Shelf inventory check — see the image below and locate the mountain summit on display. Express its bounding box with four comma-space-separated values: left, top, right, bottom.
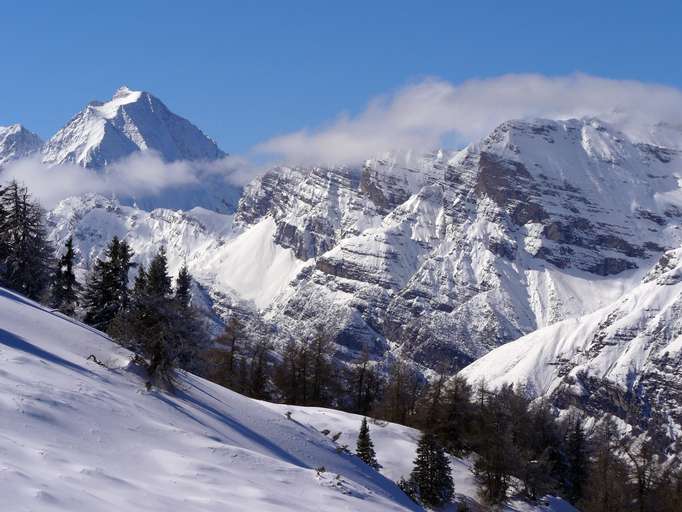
0, 124, 43, 167
41, 86, 226, 168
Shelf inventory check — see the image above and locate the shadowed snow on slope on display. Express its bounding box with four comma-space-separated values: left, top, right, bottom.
0, 287, 419, 511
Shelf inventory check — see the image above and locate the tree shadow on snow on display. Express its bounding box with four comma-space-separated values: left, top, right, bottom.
0, 327, 93, 376
154, 386, 310, 469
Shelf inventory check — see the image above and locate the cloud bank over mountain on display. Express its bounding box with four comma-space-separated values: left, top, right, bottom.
257, 73, 682, 165
0, 152, 254, 209
5, 73, 682, 208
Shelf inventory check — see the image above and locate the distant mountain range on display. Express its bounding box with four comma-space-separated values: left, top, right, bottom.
4, 86, 682, 443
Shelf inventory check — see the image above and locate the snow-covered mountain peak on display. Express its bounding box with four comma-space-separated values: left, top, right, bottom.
0, 123, 43, 166
42, 86, 226, 168
89, 86, 144, 119
112, 84, 137, 99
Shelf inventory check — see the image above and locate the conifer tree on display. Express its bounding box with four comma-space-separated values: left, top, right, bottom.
50, 236, 80, 315
409, 431, 454, 508
581, 416, 630, 512
133, 264, 148, 298
145, 247, 171, 297
110, 248, 203, 388
0, 180, 53, 300
472, 385, 518, 506
565, 415, 588, 503
82, 236, 134, 331
175, 264, 192, 308
356, 417, 381, 470
113, 239, 134, 310
345, 345, 382, 415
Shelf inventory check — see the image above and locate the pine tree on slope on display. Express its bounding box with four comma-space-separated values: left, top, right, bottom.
409, 431, 454, 508
565, 415, 588, 503
82, 236, 134, 331
145, 247, 172, 297
0, 180, 53, 300
110, 249, 204, 389
356, 417, 381, 470
175, 263, 192, 308
50, 236, 80, 315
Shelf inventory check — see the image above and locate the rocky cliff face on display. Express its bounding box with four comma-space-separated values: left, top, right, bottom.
47, 117, 682, 373
238, 118, 682, 368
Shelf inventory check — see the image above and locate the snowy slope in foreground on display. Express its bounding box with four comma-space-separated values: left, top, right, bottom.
0, 287, 418, 512
264, 404, 576, 512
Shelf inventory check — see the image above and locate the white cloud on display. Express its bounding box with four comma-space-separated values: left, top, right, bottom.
5, 73, 682, 209
0, 152, 256, 209
257, 73, 682, 165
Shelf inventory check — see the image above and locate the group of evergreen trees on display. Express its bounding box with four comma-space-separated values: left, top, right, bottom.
348, 373, 682, 511
0, 181, 53, 300
107, 247, 203, 388
0, 179, 201, 389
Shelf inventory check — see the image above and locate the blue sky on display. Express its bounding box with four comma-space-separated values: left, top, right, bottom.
1, 1, 681, 154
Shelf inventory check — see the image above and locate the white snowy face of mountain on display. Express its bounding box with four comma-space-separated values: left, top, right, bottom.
2, 87, 227, 170
41, 86, 226, 168
46, 116, 682, 366
0, 124, 43, 167
1, 87, 240, 212
460, 246, 682, 447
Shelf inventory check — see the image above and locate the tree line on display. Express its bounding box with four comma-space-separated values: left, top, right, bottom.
0, 180, 200, 388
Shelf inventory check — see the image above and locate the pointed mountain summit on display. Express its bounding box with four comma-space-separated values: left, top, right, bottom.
42, 86, 226, 168
0, 124, 43, 167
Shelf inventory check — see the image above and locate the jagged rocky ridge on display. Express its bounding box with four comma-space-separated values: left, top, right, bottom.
48, 118, 682, 373
247, 118, 682, 367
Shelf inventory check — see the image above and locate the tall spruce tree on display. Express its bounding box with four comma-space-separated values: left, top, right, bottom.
50, 236, 80, 315
345, 345, 382, 415
82, 236, 134, 331
175, 264, 192, 307
356, 417, 381, 470
409, 432, 454, 508
472, 385, 518, 506
581, 416, 630, 512
145, 247, 171, 297
565, 415, 588, 503
0, 180, 53, 300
